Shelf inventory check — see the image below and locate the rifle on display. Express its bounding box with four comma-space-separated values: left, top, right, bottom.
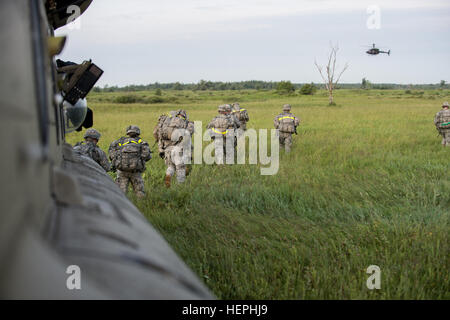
294, 126, 298, 135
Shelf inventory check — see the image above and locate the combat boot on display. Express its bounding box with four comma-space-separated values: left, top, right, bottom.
165, 174, 171, 188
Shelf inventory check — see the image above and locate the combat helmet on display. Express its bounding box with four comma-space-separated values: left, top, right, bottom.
443, 101, 449, 108
84, 128, 101, 140
224, 104, 232, 113
283, 104, 291, 112
232, 102, 240, 111
126, 125, 141, 135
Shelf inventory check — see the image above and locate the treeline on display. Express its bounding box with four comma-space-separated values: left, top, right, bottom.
94, 80, 449, 92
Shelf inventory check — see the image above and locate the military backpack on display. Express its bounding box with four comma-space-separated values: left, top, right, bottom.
437, 110, 450, 132
160, 115, 188, 141
277, 113, 296, 133
112, 138, 145, 172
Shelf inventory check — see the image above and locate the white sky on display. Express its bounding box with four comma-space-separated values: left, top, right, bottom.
56, 0, 450, 86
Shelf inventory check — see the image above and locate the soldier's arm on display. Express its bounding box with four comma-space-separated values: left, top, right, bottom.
153, 125, 160, 141
274, 116, 279, 128
187, 121, 195, 135
294, 115, 300, 127
434, 113, 440, 126
98, 150, 111, 172
141, 141, 152, 162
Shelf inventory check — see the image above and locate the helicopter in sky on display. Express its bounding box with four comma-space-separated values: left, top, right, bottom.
365, 43, 391, 56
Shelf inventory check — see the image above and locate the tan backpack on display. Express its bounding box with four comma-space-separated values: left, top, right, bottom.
160, 116, 188, 141
277, 114, 296, 133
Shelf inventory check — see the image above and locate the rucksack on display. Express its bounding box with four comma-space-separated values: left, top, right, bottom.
437, 110, 450, 130
74, 141, 101, 163
113, 138, 145, 172
277, 114, 296, 133
160, 116, 188, 141
237, 109, 249, 123
209, 115, 234, 138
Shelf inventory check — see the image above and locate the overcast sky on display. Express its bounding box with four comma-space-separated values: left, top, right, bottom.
55, 0, 450, 86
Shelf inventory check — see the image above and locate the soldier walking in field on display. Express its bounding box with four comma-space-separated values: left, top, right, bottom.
231, 102, 250, 137
109, 125, 152, 198
434, 101, 450, 147
73, 128, 111, 172
273, 104, 300, 153
207, 104, 238, 164
154, 109, 194, 187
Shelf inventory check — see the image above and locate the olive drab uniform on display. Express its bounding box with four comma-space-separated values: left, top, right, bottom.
109, 126, 151, 198
73, 141, 111, 172
154, 110, 194, 186
274, 105, 300, 153
434, 102, 450, 146
207, 105, 238, 164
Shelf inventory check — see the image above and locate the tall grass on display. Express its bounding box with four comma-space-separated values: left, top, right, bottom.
67, 89, 449, 299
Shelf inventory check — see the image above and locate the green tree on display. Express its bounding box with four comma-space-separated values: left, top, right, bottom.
173, 82, 183, 90
299, 83, 317, 95
155, 88, 162, 96
276, 81, 295, 94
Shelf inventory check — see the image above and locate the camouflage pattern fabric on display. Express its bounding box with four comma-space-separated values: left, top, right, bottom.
109, 135, 151, 197
441, 131, 450, 146
108, 136, 151, 172
232, 107, 249, 131
73, 141, 111, 172
434, 108, 450, 146
164, 145, 187, 183
278, 132, 293, 153
207, 113, 236, 164
274, 112, 300, 133
116, 170, 145, 198
157, 112, 194, 183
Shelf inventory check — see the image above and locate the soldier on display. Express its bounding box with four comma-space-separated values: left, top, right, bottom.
227, 104, 241, 130
153, 110, 178, 159
73, 128, 110, 172
109, 125, 151, 198
273, 104, 300, 153
226, 104, 241, 153
155, 110, 194, 187
231, 102, 250, 137
207, 104, 237, 164
434, 101, 450, 147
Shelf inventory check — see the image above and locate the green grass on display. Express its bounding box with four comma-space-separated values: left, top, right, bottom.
67, 89, 449, 299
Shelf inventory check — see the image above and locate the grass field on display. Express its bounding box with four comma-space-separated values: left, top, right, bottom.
67, 89, 449, 299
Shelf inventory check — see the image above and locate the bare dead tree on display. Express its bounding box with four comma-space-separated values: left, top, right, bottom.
315, 44, 349, 105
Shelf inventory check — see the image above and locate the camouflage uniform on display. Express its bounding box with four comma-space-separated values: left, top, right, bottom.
207, 105, 237, 164
232, 103, 250, 137
73, 128, 110, 172
109, 125, 151, 198
226, 104, 241, 151
434, 102, 450, 146
155, 110, 194, 187
273, 104, 300, 153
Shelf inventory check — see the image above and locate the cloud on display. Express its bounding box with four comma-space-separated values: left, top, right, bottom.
57, 0, 450, 43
